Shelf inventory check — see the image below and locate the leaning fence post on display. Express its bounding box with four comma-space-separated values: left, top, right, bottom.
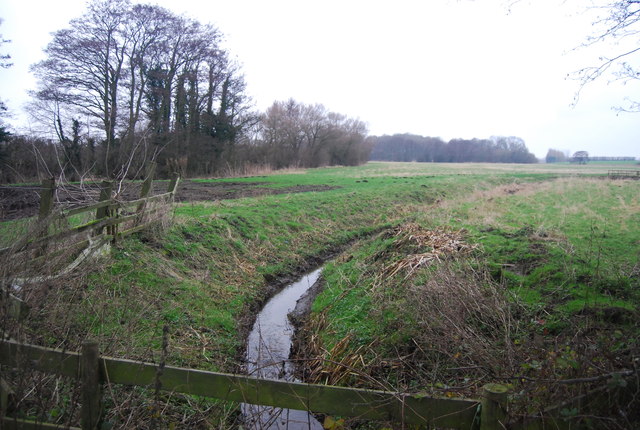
140, 162, 157, 199
94, 181, 113, 237
81, 341, 101, 430
36, 177, 55, 255
38, 178, 56, 220
480, 383, 508, 430
167, 172, 180, 198
136, 162, 157, 223
0, 378, 13, 419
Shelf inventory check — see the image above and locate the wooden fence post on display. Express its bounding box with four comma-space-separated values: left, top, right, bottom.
81, 341, 101, 430
136, 162, 157, 222
140, 162, 157, 199
480, 383, 508, 430
36, 178, 56, 256
94, 181, 113, 237
167, 172, 180, 199
7, 294, 29, 321
38, 178, 56, 220
0, 378, 13, 419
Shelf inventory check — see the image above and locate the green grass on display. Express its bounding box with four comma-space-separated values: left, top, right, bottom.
5, 161, 639, 426
303, 171, 639, 417
49, 164, 548, 361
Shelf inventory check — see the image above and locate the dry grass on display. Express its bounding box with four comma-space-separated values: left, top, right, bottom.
403, 261, 519, 382
215, 163, 307, 178
382, 223, 479, 279
360, 161, 635, 178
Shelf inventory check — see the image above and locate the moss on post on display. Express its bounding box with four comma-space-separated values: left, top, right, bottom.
480, 383, 508, 430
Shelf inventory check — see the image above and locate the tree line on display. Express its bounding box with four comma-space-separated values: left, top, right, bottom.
545, 149, 636, 163
369, 134, 538, 164
0, 1, 370, 183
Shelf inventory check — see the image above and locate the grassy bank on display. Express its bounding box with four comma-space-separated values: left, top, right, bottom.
300, 172, 639, 427
3, 161, 637, 427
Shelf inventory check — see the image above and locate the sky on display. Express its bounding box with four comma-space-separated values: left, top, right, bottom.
1, 0, 639, 159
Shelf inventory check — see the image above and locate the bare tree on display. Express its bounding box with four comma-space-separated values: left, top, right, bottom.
31, 0, 131, 176
259, 99, 370, 168
0, 18, 11, 69
28, 0, 256, 180
572, 0, 640, 111
1, 18, 13, 145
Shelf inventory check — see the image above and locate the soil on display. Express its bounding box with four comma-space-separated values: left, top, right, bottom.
288, 277, 325, 327
0, 180, 338, 221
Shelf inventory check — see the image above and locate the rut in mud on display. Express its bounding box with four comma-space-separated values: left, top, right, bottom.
0, 180, 338, 221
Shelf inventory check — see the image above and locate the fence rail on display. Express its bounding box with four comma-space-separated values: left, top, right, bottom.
0, 339, 507, 429
3, 338, 628, 429
608, 169, 640, 179
0, 166, 179, 263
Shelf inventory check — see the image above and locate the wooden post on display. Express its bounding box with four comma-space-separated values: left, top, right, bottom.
94, 181, 113, 237
140, 162, 157, 198
0, 378, 13, 418
38, 178, 56, 220
36, 178, 56, 256
167, 172, 180, 200
7, 294, 29, 321
136, 162, 157, 221
480, 383, 508, 430
80, 341, 101, 430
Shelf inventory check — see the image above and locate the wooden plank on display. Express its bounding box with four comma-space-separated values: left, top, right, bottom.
2, 416, 80, 429
64, 200, 113, 217
27, 219, 107, 247
117, 222, 151, 238
64, 192, 171, 218
0, 340, 79, 378
4, 203, 168, 257
80, 342, 101, 430
0, 340, 480, 428
117, 192, 173, 209
101, 357, 479, 428
27, 239, 92, 266
33, 212, 138, 246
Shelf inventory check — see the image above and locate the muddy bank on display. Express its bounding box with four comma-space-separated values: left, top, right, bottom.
234, 253, 332, 372
242, 268, 324, 429
235, 225, 390, 368
0, 180, 339, 221
288, 276, 325, 327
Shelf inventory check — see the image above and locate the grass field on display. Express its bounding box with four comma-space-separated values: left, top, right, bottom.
2, 161, 639, 428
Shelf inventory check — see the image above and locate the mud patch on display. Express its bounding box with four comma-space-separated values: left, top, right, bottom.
288, 277, 325, 327
0, 180, 339, 221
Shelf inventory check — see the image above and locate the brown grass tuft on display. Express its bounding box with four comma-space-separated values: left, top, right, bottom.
383, 223, 479, 279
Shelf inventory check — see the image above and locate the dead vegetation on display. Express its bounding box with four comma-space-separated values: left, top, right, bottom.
293, 223, 640, 428
382, 223, 479, 279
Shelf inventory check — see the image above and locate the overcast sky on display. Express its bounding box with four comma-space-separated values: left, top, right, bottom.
1, 0, 639, 158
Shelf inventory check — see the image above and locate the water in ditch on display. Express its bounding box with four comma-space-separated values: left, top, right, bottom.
242, 268, 324, 430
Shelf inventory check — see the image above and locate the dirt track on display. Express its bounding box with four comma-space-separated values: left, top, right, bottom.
0, 180, 337, 221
